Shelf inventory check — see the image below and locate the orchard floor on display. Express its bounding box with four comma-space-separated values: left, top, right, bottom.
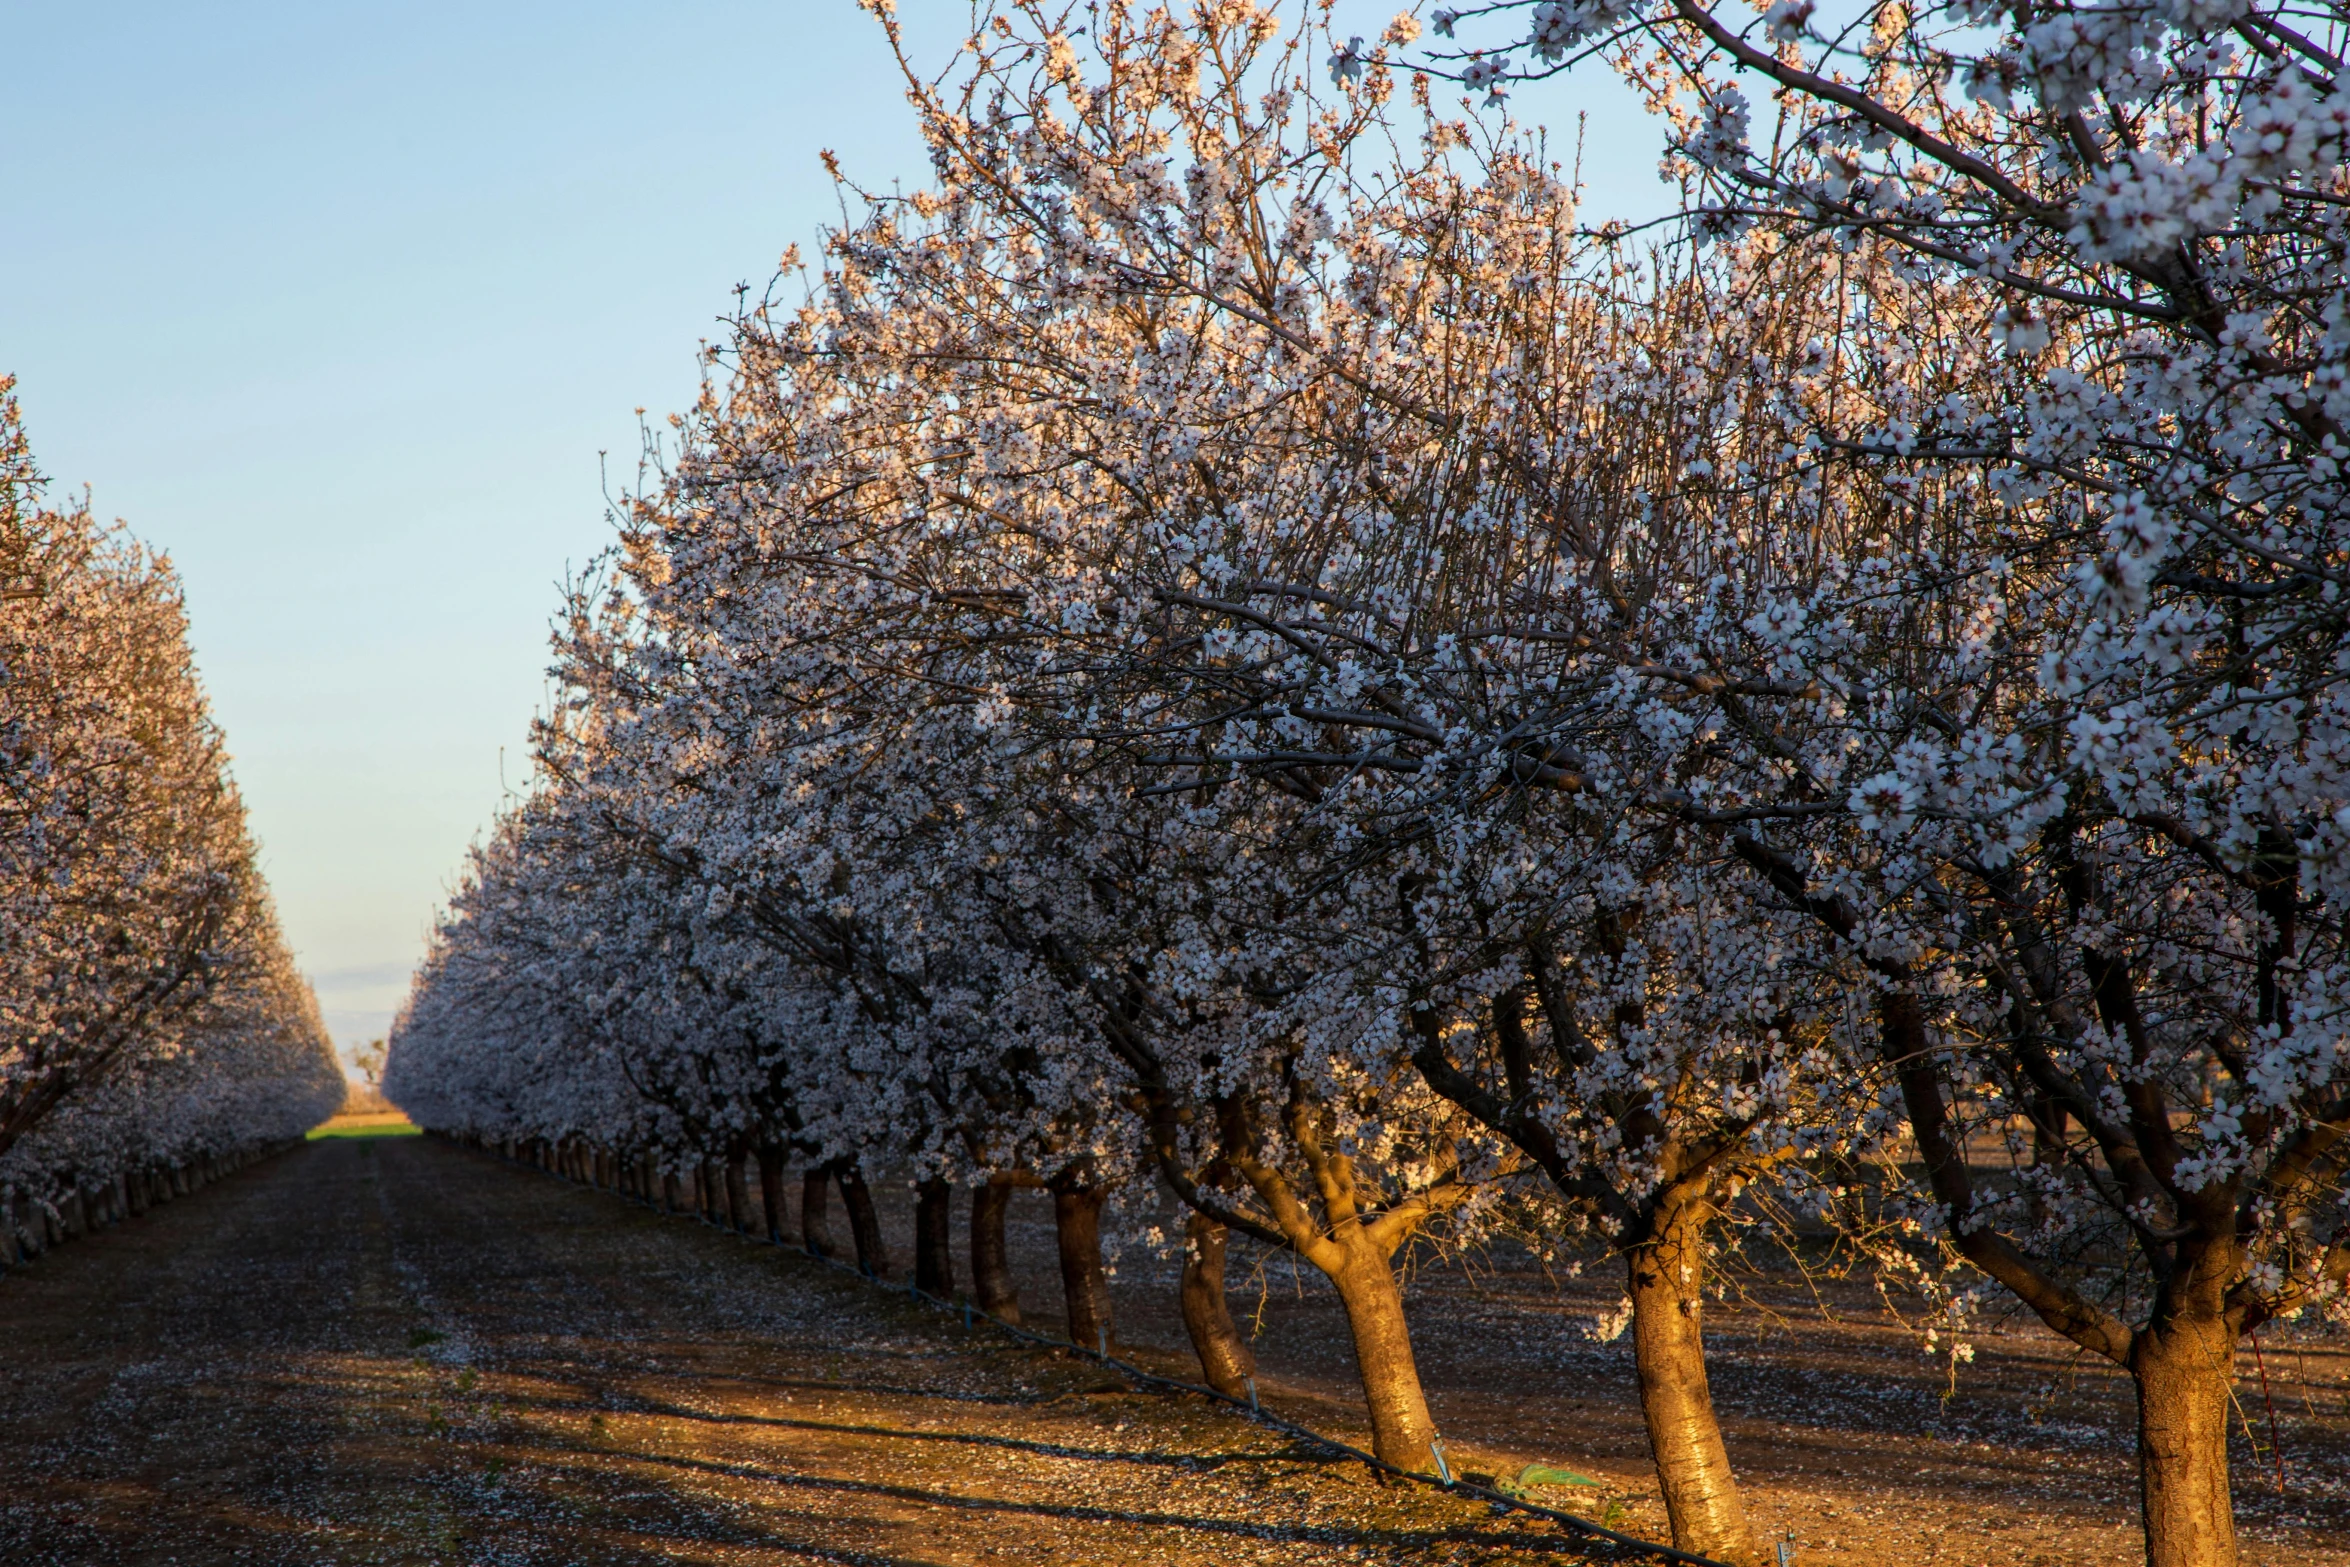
0, 1140, 2337, 1567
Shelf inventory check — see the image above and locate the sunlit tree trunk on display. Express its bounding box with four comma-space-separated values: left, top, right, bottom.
1208, 1093, 1452, 1474
1324, 1241, 1441, 1471
1626, 1196, 1760, 1565
2132, 1250, 2242, 1567
1178, 1212, 1253, 1397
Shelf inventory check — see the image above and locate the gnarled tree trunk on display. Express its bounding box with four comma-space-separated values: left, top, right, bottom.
1626, 1197, 1760, 1566
801, 1167, 833, 1257
1205, 1089, 1458, 1475
1178, 1212, 1253, 1398
915, 1178, 955, 1297
724, 1155, 752, 1235
970, 1177, 1021, 1323
756, 1146, 787, 1243
1052, 1181, 1114, 1354
1327, 1245, 1439, 1472
2132, 1311, 2239, 1567
837, 1164, 889, 1278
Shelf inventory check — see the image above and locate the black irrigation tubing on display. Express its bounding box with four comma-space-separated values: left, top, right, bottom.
482, 1142, 1738, 1567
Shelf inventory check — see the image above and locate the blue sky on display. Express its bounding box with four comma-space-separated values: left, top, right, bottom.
4, 3, 1667, 1063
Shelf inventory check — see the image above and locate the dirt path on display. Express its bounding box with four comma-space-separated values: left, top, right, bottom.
4, 1138, 2343, 1567
1057, 1220, 2350, 1567
0, 1137, 1598, 1567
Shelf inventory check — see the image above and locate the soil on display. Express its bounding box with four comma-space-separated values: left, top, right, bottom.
0, 1136, 2342, 1567
0, 1136, 1614, 1566
988, 1193, 2350, 1567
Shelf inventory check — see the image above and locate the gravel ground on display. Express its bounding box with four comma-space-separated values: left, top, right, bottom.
0, 1136, 1612, 1566
2, 1136, 2343, 1567
934, 1175, 2350, 1567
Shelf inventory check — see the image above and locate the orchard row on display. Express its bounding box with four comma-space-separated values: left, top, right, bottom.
2, 380, 345, 1262
384, 6, 2350, 1566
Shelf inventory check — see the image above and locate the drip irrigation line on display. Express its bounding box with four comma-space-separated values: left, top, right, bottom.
486, 1142, 1737, 1567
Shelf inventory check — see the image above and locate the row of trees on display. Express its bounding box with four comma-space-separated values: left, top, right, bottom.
385, 4, 2348, 1565
1, 376, 346, 1263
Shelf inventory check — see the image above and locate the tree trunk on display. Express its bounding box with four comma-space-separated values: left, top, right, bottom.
2132, 1314, 2239, 1567
1623, 1200, 1760, 1565
915, 1178, 954, 1297
662, 1169, 682, 1215
757, 1147, 787, 1243
1052, 1183, 1115, 1355
801, 1168, 834, 1257
724, 1156, 752, 1234
1327, 1246, 1440, 1473
1178, 1213, 1254, 1398
970, 1177, 1021, 1324
837, 1164, 889, 1278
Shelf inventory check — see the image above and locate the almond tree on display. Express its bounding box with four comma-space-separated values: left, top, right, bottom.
848, 7, 1906, 1550
1425, 3, 2350, 1560
586, 236, 1490, 1465
2, 377, 343, 1218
